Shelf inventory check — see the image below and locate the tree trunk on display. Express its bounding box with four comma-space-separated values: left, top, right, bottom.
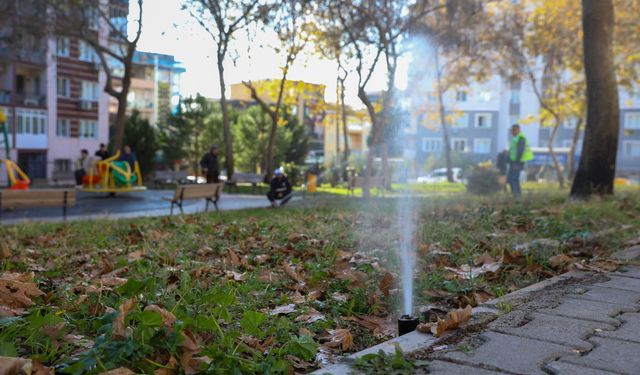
570, 0, 620, 197
340, 77, 349, 163
381, 141, 390, 189
568, 118, 583, 179
434, 52, 454, 183
217, 53, 234, 180
112, 65, 132, 152
359, 87, 379, 198
547, 118, 565, 189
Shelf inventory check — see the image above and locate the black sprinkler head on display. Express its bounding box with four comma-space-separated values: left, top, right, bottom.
398, 315, 420, 336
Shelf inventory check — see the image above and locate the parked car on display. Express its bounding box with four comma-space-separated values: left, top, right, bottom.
417, 168, 463, 183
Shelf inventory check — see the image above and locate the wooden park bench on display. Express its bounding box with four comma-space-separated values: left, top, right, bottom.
153, 170, 188, 187
164, 183, 224, 215
348, 176, 386, 197
225, 173, 265, 193
0, 189, 76, 222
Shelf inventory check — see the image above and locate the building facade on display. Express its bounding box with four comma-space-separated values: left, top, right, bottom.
408, 48, 640, 178
110, 51, 185, 127
0, 0, 110, 184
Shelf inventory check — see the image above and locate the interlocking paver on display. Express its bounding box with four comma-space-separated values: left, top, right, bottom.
543, 360, 619, 375
596, 275, 640, 292
538, 297, 632, 325
426, 360, 507, 374
568, 285, 640, 306
559, 336, 640, 375
441, 332, 569, 375
596, 312, 640, 344
493, 312, 614, 350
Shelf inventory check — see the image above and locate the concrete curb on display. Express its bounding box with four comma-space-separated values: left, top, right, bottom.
313, 246, 640, 374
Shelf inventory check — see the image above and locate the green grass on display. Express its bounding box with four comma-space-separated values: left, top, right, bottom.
1, 190, 639, 373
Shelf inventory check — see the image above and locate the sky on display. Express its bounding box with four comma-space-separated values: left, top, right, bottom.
131, 0, 410, 107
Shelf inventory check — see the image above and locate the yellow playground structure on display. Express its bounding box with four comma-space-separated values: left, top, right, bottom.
1, 110, 30, 190
81, 150, 146, 193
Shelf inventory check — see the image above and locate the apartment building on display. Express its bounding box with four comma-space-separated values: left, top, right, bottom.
0, 0, 112, 184
407, 48, 640, 178
110, 51, 185, 127
322, 106, 371, 167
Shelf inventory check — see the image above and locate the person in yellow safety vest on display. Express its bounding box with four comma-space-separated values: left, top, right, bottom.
508, 124, 534, 197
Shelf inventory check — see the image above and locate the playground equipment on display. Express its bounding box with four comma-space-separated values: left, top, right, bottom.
80, 150, 146, 193
0, 110, 30, 190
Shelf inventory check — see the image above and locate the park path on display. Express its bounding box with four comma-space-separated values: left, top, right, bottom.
0, 191, 280, 224
426, 246, 640, 374
315, 246, 640, 375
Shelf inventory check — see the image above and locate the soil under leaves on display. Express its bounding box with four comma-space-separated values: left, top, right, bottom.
0, 192, 638, 374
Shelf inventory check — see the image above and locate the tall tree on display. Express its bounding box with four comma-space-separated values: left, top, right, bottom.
52, 0, 144, 152
185, 0, 265, 180
243, 0, 313, 182
570, 0, 620, 196
334, 0, 440, 197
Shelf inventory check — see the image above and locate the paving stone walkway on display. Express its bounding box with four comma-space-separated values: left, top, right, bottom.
314, 246, 640, 375
429, 251, 640, 375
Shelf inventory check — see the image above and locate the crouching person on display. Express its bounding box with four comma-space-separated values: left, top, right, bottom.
267, 168, 292, 208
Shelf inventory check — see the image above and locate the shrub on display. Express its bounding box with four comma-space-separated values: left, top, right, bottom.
466, 167, 503, 195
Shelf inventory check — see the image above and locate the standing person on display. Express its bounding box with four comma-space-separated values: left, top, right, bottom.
95, 143, 111, 160
267, 168, 292, 208
119, 145, 137, 170
200, 145, 220, 183
74, 149, 90, 187
507, 124, 533, 197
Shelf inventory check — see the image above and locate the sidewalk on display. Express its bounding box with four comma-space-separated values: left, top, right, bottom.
316, 246, 640, 375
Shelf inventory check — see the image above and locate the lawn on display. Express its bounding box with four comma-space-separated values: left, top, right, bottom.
1, 191, 639, 374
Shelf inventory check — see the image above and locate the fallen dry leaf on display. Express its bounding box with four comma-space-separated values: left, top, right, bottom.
446, 263, 501, 280
320, 329, 354, 351
269, 304, 296, 315
180, 330, 209, 375
501, 249, 524, 265
225, 270, 245, 282
127, 251, 143, 262
0, 242, 11, 258
42, 322, 65, 349
435, 305, 472, 337
0, 272, 45, 316
548, 254, 574, 269
0, 357, 32, 375
287, 233, 307, 243
144, 305, 176, 328
112, 298, 137, 339
474, 252, 496, 266
294, 308, 326, 324
378, 272, 394, 297
153, 356, 177, 375
282, 262, 305, 284
99, 368, 136, 375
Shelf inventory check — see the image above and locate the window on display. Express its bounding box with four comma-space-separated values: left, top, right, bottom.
81, 81, 99, 101
451, 138, 469, 153
475, 113, 492, 128
624, 112, 640, 129
623, 141, 640, 157
56, 119, 70, 137
79, 120, 97, 139
57, 77, 70, 98
479, 91, 492, 102
473, 139, 492, 154
54, 159, 71, 173
455, 91, 467, 102
15, 109, 46, 135
85, 8, 99, 31
422, 138, 442, 153
79, 41, 97, 62
56, 37, 69, 57
450, 113, 469, 128
510, 90, 520, 104
563, 118, 578, 129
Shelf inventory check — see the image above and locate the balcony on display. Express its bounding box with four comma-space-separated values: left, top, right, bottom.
15, 93, 45, 107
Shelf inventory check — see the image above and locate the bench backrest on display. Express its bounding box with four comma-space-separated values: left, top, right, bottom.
0, 189, 76, 208
174, 183, 223, 201
154, 170, 188, 180
353, 176, 383, 188
230, 173, 263, 184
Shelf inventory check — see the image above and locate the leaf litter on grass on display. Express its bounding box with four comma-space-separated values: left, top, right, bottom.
0, 193, 638, 373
